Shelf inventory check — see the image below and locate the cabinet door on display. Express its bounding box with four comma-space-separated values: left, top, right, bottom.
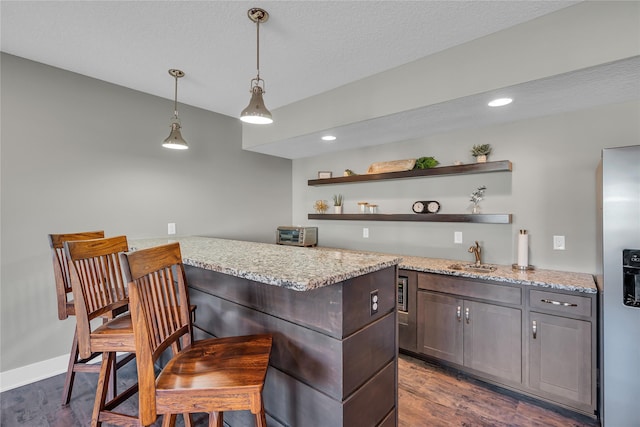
463, 301, 522, 383
417, 291, 463, 365
529, 312, 592, 406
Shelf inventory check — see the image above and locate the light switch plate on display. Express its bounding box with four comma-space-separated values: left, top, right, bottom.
363, 228, 369, 238
168, 222, 176, 235
553, 235, 565, 250
454, 231, 463, 244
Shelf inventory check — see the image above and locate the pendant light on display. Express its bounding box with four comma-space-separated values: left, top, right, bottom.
240, 8, 273, 125
162, 69, 189, 150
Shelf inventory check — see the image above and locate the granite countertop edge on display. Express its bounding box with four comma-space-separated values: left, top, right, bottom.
313, 248, 597, 294
129, 236, 401, 292
398, 257, 597, 294
400, 264, 597, 294
180, 256, 402, 292
129, 236, 596, 294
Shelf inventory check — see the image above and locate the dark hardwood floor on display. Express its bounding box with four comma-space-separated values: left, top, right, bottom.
398, 353, 599, 427
1, 353, 600, 426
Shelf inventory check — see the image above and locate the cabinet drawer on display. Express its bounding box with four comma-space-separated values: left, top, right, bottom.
418, 273, 521, 305
529, 290, 592, 318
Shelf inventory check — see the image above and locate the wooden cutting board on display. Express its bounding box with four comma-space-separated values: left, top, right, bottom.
367, 159, 416, 174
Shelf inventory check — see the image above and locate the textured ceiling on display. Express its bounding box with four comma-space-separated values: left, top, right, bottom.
253, 56, 640, 158
1, 1, 579, 119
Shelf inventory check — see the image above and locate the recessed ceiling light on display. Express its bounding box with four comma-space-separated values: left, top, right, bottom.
488, 98, 513, 107
321, 135, 337, 141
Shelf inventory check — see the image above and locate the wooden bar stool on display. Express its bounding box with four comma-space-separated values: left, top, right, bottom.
65, 235, 138, 427
49, 230, 118, 405
120, 242, 272, 427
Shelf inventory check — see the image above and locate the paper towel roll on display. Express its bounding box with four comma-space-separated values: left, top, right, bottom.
517, 230, 529, 267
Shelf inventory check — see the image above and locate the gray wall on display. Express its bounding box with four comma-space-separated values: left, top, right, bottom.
293, 101, 640, 273
0, 53, 292, 372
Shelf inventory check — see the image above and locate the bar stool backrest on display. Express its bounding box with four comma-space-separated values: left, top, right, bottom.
120, 242, 191, 424
48, 231, 105, 320
65, 235, 129, 358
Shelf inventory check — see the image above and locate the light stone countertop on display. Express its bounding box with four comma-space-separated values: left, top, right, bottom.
129, 236, 401, 292
398, 255, 597, 294
130, 236, 596, 294
312, 247, 597, 294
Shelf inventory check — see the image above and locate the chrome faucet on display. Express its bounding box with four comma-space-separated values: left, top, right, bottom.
469, 241, 482, 266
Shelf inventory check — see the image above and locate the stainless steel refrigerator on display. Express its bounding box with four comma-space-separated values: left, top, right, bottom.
597, 145, 640, 426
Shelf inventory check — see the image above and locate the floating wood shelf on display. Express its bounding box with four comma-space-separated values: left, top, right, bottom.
308, 160, 512, 186
307, 213, 512, 224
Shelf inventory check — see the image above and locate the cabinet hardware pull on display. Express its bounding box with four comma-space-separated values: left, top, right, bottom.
465, 307, 470, 324
532, 320, 537, 339
540, 298, 577, 307
456, 306, 461, 321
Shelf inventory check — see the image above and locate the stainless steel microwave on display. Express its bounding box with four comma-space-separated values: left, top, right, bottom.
276, 226, 318, 247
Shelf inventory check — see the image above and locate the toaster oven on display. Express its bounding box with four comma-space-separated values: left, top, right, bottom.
277, 226, 318, 247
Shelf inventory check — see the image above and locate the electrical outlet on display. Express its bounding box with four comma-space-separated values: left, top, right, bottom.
370, 290, 379, 316
363, 228, 369, 238
168, 222, 176, 235
454, 231, 463, 244
553, 235, 565, 250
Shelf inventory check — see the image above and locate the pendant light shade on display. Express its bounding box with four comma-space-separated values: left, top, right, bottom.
240, 8, 273, 125
163, 121, 188, 150
241, 85, 272, 124
162, 69, 188, 150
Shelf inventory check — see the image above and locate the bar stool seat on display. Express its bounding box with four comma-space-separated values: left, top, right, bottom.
89, 314, 135, 353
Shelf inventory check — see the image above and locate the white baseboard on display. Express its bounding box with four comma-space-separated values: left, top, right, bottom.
0, 354, 70, 393
0, 352, 129, 393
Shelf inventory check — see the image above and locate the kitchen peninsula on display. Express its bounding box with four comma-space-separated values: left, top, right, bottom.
131, 236, 598, 422
130, 236, 402, 427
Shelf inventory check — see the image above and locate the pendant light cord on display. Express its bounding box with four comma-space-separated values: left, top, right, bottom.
173, 74, 179, 118
256, 18, 261, 82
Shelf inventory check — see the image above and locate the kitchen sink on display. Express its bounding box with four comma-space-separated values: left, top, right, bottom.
448, 263, 497, 273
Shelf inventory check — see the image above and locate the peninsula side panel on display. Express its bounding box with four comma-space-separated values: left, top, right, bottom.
186, 265, 398, 427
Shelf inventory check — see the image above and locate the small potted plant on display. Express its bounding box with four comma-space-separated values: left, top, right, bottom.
471, 144, 492, 163
333, 194, 344, 214
470, 185, 486, 214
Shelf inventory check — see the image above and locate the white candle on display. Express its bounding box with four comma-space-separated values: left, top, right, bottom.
517, 230, 529, 267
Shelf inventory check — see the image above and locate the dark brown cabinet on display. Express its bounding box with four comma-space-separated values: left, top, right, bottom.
417, 292, 462, 364
414, 272, 597, 417
417, 288, 522, 384
464, 300, 522, 383
527, 289, 596, 414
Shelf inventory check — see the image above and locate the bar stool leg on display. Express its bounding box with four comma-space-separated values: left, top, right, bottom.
61, 330, 80, 405
91, 352, 115, 427
210, 412, 223, 427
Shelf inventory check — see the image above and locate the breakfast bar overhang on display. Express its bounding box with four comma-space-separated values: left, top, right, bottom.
132, 236, 401, 427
